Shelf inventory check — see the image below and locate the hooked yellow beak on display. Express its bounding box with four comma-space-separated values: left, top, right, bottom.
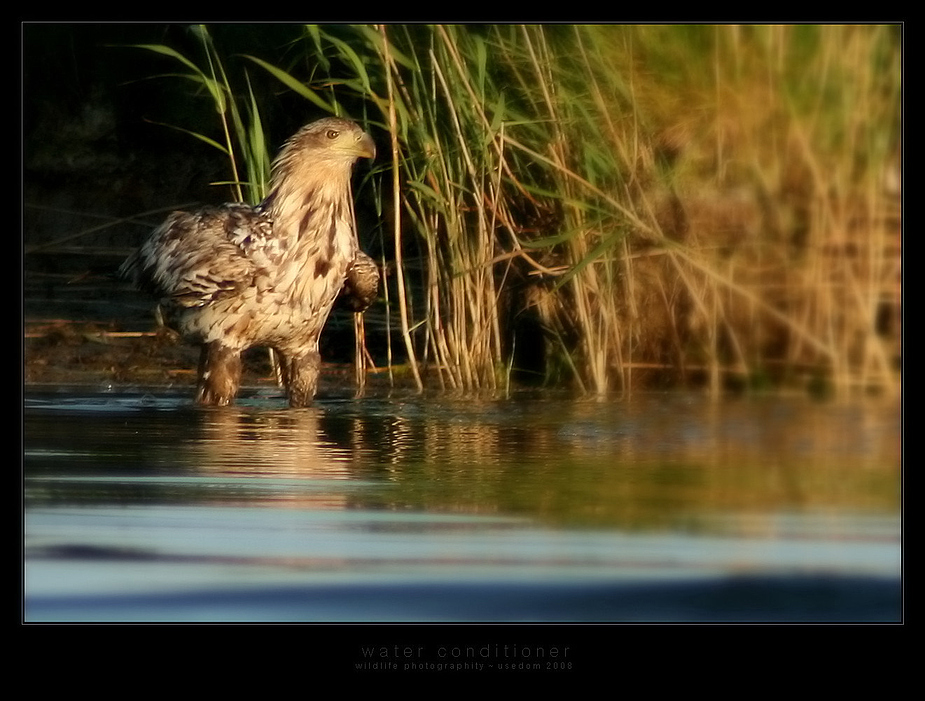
353, 131, 376, 160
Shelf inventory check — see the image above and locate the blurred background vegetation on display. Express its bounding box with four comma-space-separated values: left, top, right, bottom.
23, 23, 902, 398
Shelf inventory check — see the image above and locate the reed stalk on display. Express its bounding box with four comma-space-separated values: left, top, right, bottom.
132, 23, 901, 398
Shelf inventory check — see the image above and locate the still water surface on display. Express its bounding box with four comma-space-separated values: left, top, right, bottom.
24, 388, 901, 622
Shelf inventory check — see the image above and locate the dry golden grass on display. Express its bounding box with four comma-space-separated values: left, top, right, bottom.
131, 24, 902, 398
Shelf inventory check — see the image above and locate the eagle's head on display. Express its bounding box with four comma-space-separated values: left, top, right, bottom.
266, 117, 376, 226
276, 117, 376, 172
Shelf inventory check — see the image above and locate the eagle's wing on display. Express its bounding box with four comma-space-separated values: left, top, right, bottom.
121, 204, 273, 308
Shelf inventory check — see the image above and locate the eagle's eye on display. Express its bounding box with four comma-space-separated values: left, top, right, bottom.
326, 129, 339, 140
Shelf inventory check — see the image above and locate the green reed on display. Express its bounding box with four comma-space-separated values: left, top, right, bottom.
133, 25, 271, 205
135, 24, 902, 397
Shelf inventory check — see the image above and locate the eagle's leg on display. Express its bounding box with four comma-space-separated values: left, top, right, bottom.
196, 342, 243, 406
278, 349, 321, 408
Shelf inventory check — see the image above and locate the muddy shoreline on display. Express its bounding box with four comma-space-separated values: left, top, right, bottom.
23, 318, 401, 398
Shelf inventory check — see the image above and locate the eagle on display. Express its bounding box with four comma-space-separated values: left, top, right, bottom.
120, 117, 379, 407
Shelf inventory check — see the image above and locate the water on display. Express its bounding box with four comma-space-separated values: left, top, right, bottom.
23, 387, 901, 623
